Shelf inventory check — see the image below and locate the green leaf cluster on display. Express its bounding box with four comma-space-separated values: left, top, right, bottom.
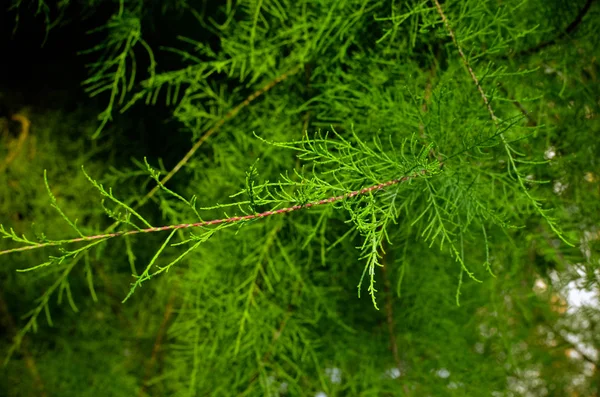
1, 0, 599, 395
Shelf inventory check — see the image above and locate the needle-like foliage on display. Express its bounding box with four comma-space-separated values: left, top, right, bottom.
1, 0, 599, 395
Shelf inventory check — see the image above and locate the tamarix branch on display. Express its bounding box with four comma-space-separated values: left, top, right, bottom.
0, 170, 428, 257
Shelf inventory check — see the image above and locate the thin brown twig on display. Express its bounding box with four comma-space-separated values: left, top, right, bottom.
432, 0, 498, 124
434, 1, 596, 382
436, 0, 595, 126
1, 169, 430, 256
434, 0, 576, 249
73, 64, 303, 240
140, 64, 303, 208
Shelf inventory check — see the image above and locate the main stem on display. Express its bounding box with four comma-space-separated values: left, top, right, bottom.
1, 170, 428, 256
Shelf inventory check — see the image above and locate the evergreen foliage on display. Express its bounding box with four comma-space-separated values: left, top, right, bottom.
1, 0, 599, 395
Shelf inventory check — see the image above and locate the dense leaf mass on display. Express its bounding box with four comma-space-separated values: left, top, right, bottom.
1, 0, 599, 396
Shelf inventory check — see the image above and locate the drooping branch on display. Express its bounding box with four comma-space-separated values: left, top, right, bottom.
432, 0, 574, 247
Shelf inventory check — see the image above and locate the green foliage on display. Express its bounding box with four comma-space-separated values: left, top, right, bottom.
1, 0, 599, 396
